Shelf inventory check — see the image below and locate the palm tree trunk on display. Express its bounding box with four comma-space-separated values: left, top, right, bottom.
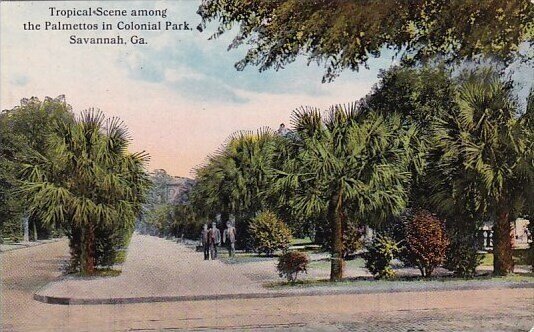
493, 204, 514, 275
329, 192, 344, 281
32, 219, 38, 241
80, 224, 96, 275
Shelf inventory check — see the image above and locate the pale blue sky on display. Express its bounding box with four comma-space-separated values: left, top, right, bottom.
1, 1, 395, 176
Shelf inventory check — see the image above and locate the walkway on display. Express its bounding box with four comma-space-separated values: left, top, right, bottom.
2, 235, 533, 331
34, 234, 533, 305
36, 234, 264, 302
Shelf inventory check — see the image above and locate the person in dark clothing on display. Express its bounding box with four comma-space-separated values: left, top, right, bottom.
208, 221, 221, 259
223, 218, 237, 257
200, 224, 210, 260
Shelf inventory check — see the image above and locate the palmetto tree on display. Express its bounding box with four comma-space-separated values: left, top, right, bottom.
20, 110, 150, 274
192, 128, 278, 223
272, 104, 419, 281
431, 69, 533, 275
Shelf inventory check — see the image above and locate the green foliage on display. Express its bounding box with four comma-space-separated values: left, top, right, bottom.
271, 103, 420, 280
191, 128, 280, 249
20, 109, 150, 274
430, 68, 533, 275
401, 210, 449, 277
96, 224, 134, 267
343, 223, 364, 259
319, 221, 365, 259
144, 204, 174, 235
173, 204, 204, 239
363, 234, 400, 280
138, 169, 202, 239
249, 211, 292, 256
274, 105, 419, 225
198, 1, 533, 81
0, 96, 74, 242
0, 119, 25, 242
191, 128, 278, 220
65, 223, 134, 270
444, 219, 483, 278
366, 66, 532, 276
431, 69, 531, 217
141, 202, 204, 240
277, 251, 309, 283
1, 218, 23, 243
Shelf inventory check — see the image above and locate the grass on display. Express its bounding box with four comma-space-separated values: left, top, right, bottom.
220, 251, 278, 264
481, 249, 532, 266
75, 267, 122, 278
289, 237, 323, 253
308, 257, 366, 270
265, 272, 534, 289
290, 237, 314, 246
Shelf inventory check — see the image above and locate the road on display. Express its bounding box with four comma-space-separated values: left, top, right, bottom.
1, 239, 533, 331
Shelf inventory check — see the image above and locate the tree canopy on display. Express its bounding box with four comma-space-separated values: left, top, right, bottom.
20, 109, 150, 273
0, 96, 74, 242
198, 0, 533, 81
271, 105, 420, 280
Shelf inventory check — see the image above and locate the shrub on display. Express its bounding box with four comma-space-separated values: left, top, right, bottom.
363, 234, 400, 279
235, 218, 255, 251
172, 205, 204, 240
316, 220, 364, 258
249, 211, 292, 256
401, 210, 449, 277
65, 223, 134, 272
277, 251, 309, 282
444, 223, 482, 278
0, 216, 23, 243
343, 222, 364, 259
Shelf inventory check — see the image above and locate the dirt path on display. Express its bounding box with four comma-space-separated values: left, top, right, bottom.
37, 234, 263, 300
2, 236, 533, 331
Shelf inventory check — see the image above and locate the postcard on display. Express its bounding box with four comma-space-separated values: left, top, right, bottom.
1, 1, 533, 331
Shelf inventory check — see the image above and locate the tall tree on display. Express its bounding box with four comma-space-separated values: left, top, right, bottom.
0, 96, 74, 241
0, 116, 28, 242
198, 0, 533, 81
20, 110, 150, 274
272, 104, 419, 280
192, 128, 278, 222
431, 69, 533, 275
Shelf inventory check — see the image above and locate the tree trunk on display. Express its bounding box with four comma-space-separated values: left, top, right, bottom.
493, 204, 514, 276
23, 216, 29, 242
328, 192, 344, 281
80, 224, 96, 275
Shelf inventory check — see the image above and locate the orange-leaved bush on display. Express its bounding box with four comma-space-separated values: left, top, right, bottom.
402, 210, 449, 277
277, 251, 309, 283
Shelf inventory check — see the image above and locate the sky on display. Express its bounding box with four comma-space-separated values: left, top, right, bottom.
2, 1, 530, 177
1, 1, 397, 177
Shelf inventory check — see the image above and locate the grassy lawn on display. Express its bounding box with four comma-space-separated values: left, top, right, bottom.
219, 251, 278, 264
481, 249, 532, 266
265, 272, 534, 289
308, 258, 366, 270
289, 237, 323, 253
290, 237, 314, 246
74, 267, 122, 278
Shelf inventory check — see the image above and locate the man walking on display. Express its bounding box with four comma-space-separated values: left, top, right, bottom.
208, 221, 221, 259
200, 224, 210, 260
223, 217, 237, 257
